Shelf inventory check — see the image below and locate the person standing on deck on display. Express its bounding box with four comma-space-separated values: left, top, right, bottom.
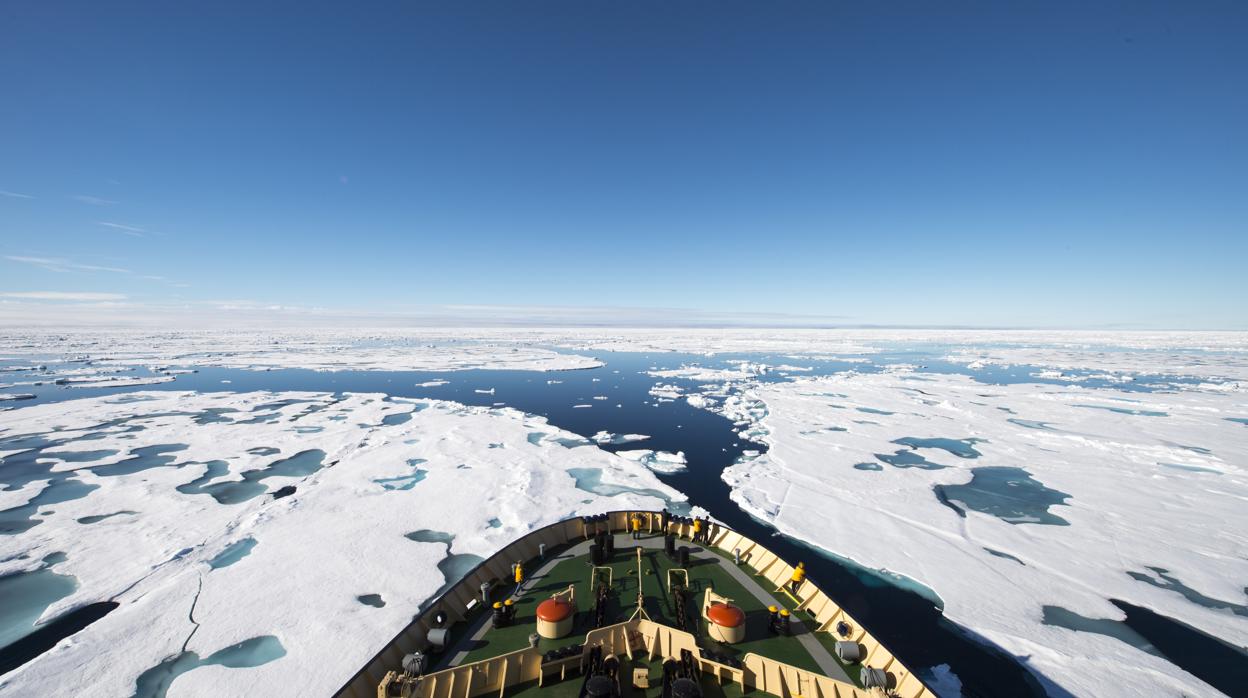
789, 562, 806, 595
692, 517, 704, 544
630, 513, 642, 540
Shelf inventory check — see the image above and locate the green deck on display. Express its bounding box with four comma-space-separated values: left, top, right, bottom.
432, 532, 862, 687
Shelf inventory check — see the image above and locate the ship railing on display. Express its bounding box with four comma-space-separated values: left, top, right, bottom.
383, 618, 887, 698
335, 510, 933, 698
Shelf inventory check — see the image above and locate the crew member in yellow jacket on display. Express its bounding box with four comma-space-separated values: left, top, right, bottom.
789, 562, 806, 594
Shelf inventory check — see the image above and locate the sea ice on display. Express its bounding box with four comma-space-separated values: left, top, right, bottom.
717, 372, 1247, 697
614, 449, 688, 474
0, 390, 686, 696
590, 431, 650, 446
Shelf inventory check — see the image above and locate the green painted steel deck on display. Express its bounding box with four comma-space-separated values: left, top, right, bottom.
434, 531, 861, 687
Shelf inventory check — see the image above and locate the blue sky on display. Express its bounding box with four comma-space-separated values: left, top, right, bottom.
1, 1, 1245, 328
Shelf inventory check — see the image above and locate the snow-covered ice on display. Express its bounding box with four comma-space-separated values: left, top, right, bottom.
591, 431, 650, 446
718, 372, 1247, 697
62, 375, 176, 389
5, 327, 1248, 697
649, 383, 684, 400
0, 329, 604, 374
0, 390, 686, 696
615, 449, 688, 474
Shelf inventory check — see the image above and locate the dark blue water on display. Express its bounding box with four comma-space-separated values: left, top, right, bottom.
0, 346, 1224, 695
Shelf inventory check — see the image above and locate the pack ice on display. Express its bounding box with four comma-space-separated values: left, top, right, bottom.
719, 372, 1247, 697
0, 391, 686, 696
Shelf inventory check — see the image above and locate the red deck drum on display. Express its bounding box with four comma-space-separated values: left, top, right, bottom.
706, 602, 746, 643
536, 598, 575, 639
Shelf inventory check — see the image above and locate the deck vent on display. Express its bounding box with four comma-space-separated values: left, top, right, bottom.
835, 641, 863, 662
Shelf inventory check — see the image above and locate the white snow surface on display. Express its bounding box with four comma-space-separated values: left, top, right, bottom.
720, 372, 1248, 697
649, 383, 684, 400
615, 449, 688, 474
64, 375, 177, 388
0, 329, 602, 373
591, 431, 650, 446
0, 390, 686, 697
8, 327, 1247, 381
538, 328, 1248, 379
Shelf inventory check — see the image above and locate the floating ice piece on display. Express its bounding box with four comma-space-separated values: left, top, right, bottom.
474, 388, 495, 395
0, 393, 35, 401
65, 376, 176, 389
572, 404, 591, 409
686, 394, 713, 409
591, 431, 651, 445
614, 449, 687, 473
648, 383, 683, 400
416, 380, 449, 387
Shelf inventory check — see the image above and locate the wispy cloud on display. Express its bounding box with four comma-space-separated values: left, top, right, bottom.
4, 255, 132, 274
98, 221, 147, 237
212, 300, 324, 313
72, 195, 119, 206
0, 189, 33, 199
0, 291, 127, 301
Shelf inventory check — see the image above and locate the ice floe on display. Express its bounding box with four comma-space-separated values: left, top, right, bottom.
717, 371, 1248, 697
590, 431, 650, 446
0, 390, 686, 696
0, 329, 603, 375
615, 449, 688, 474
648, 383, 684, 400
62, 375, 176, 389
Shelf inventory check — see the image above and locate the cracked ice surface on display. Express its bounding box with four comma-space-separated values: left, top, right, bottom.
721, 372, 1248, 697
0, 391, 685, 696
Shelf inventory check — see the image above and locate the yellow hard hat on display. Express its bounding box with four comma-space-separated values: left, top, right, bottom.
780, 609, 790, 617
504, 598, 515, 606
767, 605, 778, 613
493, 601, 502, 609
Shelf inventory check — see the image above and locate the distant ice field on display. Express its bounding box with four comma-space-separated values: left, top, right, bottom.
1, 329, 1245, 697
